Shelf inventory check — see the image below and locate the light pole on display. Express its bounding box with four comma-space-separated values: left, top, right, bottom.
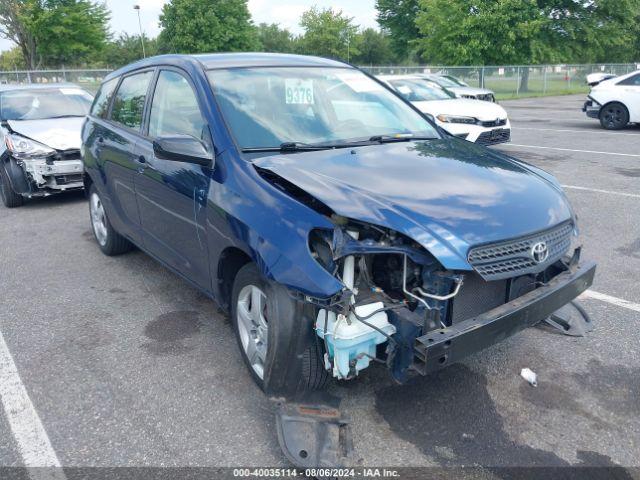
346, 33, 350, 63
133, 5, 146, 58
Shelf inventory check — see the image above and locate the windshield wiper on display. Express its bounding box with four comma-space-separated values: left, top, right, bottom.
46, 114, 86, 119
368, 134, 437, 144
242, 142, 335, 153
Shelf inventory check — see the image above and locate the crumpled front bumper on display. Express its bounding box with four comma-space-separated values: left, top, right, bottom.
582, 98, 601, 118
413, 260, 596, 375
4, 155, 84, 196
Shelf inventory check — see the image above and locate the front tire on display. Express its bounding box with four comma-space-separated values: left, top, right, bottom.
599, 102, 629, 130
0, 164, 24, 208
231, 263, 328, 393
89, 185, 132, 256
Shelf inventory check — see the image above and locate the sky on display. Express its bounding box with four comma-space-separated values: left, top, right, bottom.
0, 0, 379, 53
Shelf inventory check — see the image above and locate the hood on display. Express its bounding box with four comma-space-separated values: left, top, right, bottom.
254, 139, 572, 270
7, 117, 84, 151
447, 86, 494, 96
413, 99, 507, 121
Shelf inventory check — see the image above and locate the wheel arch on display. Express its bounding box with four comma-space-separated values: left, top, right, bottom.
601, 100, 630, 113
217, 246, 253, 312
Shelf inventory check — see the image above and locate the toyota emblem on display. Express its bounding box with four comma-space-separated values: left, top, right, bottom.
531, 242, 549, 263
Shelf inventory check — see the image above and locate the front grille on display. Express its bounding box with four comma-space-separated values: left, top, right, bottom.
476, 128, 511, 145
451, 272, 507, 323
468, 221, 574, 281
477, 93, 495, 102
53, 149, 81, 161
54, 174, 83, 185
479, 118, 507, 128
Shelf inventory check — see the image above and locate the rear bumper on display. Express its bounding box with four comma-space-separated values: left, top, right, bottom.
413, 260, 596, 375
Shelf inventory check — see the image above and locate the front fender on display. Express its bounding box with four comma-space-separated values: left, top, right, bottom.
208, 152, 344, 299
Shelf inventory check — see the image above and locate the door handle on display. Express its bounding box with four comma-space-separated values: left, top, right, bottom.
135, 155, 148, 173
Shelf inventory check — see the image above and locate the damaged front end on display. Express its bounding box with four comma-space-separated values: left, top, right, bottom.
2, 129, 84, 198
305, 217, 595, 384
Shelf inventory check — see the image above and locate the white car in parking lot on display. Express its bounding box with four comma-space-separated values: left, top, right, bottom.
582, 70, 640, 129
379, 75, 511, 145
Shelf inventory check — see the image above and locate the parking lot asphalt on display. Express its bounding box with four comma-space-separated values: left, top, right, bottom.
1, 94, 639, 475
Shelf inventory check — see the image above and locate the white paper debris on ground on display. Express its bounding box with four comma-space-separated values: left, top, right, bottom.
520, 368, 538, 387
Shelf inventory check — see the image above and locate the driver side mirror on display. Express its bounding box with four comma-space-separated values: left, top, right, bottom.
153, 135, 213, 167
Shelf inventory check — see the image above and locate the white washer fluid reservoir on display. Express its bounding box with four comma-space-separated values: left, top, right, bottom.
315, 302, 396, 379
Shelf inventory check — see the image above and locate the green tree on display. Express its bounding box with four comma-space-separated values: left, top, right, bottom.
375, 0, 420, 60
256, 23, 295, 53
0, 46, 27, 70
352, 28, 394, 66
0, 0, 41, 68
35, 0, 110, 66
298, 7, 359, 61
415, 0, 640, 67
416, 0, 640, 90
158, 0, 258, 54
103, 33, 158, 68
0, 0, 109, 68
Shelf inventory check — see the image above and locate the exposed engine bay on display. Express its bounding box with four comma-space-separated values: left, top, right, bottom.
307, 216, 586, 383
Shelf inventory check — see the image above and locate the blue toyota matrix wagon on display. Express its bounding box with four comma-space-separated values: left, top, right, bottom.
81, 53, 595, 395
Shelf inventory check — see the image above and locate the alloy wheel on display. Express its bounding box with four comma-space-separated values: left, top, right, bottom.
602, 106, 625, 128
236, 284, 269, 379
90, 192, 108, 246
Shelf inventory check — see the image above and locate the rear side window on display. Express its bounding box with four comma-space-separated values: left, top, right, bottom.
110, 71, 153, 130
90, 77, 118, 118
148, 70, 206, 140
617, 74, 640, 86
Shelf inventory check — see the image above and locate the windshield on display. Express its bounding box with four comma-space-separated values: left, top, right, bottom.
441, 75, 466, 87
428, 76, 459, 88
389, 79, 454, 102
0, 87, 93, 121
207, 67, 438, 149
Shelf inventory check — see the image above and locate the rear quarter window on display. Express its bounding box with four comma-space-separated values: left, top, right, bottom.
90, 77, 119, 119
617, 74, 640, 86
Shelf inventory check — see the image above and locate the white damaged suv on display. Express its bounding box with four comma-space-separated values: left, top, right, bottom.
0, 83, 93, 207
582, 70, 640, 130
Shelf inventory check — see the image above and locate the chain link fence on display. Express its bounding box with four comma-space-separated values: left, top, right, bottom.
0, 69, 111, 93
1, 63, 639, 98
362, 63, 640, 99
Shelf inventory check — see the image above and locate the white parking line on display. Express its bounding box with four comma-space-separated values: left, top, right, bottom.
581, 290, 640, 313
512, 126, 640, 137
561, 185, 640, 199
500, 143, 640, 157
0, 331, 65, 478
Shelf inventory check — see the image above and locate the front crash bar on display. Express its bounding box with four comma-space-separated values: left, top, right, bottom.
413, 260, 596, 375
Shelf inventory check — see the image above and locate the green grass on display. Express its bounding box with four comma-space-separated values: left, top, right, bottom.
473, 76, 589, 100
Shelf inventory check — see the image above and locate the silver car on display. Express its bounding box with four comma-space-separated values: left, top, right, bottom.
0, 83, 93, 208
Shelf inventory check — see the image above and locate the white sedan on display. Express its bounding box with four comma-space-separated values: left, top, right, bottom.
582, 70, 640, 129
379, 75, 510, 145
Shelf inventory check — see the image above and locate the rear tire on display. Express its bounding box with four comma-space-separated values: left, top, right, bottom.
0, 164, 24, 208
599, 102, 629, 130
89, 184, 132, 256
231, 263, 328, 393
